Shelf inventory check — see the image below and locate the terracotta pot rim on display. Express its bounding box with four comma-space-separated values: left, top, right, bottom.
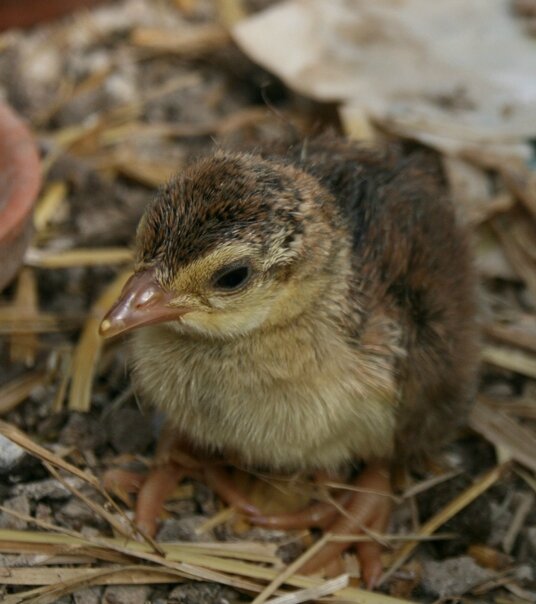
0, 0, 110, 31
0, 102, 41, 244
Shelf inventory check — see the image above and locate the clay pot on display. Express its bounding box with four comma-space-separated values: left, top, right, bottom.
0, 102, 41, 292
0, 0, 109, 30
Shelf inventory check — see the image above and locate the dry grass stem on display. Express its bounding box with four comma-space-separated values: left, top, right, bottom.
324, 482, 401, 503
470, 398, 536, 472
0, 309, 81, 334
0, 565, 187, 586
1, 4, 536, 602
0, 370, 49, 416
69, 270, 131, 412
33, 182, 67, 232
266, 574, 349, 604
326, 533, 456, 543
501, 491, 535, 554
43, 462, 137, 543
379, 465, 504, 584
252, 534, 332, 604
195, 506, 236, 534
130, 24, 230, 55
0, 420, 101, 488
401, 470, 462, 499
491, 215, 536, 301
484, 321, 536, 353
10, 269, 39, 365
515, 467, 536, 495
502, 167, 536, 219
481, 345, 536, 380
25, 248, 132, 269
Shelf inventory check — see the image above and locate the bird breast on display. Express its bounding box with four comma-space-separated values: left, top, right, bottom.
131, 314, 401, 471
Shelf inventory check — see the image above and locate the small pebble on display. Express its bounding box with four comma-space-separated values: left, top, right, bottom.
156, 515, 213, 542
168, 582, 241, 604
422, 556, 494, 598
514, 564, 534, 582
102, 585, 151, 604
73, 587, 102, 604
0, 434, 27, 475
12, 477, 77, 501
57, 498, 105, 531
0, 494, 30, 530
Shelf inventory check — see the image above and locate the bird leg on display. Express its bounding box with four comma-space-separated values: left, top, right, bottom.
134, 462, 186, 536
248, 492, 353, 530
102, 427, 204, 536
204, 466, 354, 529
103, 435, 392, 588
300, 463, 392, 589
202, 462, 393, 587
204, 465, 264, 516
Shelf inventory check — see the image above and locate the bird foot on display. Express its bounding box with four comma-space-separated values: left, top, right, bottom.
102, 462, 186, 536
103, 449, 392, 588
134, 462, 186, 536
205, 463, 392, 587
300, 463, 392, 589
102, 467, 146, 502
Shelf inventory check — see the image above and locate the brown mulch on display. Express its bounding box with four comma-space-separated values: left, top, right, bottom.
0, 1, 535, 603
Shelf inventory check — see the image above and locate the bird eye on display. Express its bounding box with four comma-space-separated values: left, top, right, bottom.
212, 264, 252, 291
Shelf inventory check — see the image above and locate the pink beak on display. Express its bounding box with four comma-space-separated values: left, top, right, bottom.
99, 270, 191, 338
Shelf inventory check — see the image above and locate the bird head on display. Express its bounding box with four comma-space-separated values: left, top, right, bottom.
100, 150, 346, 340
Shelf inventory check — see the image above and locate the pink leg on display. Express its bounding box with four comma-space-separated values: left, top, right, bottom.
103, 427, 197, 537
133, 427, 205, 536
103, 431, 392, 587
204, 466, 353, 530
249, 491, 353, 530
135, 463, 186, 536
204, 465, 264, 516
300, 463, 392, 589
102, 467, 146, 500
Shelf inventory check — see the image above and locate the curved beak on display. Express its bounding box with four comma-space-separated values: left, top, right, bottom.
99, 270, 191, 338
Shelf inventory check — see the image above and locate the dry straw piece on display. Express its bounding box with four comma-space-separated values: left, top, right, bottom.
1, 1, 536, 601
68, 270, 132, 412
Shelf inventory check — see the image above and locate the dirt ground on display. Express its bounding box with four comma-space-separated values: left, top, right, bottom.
0, 1, 535, 603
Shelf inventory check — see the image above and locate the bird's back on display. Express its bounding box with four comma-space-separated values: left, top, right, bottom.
263, 136, 479, 463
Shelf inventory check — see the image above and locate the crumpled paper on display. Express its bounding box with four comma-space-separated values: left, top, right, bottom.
233, 0, 536, 161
